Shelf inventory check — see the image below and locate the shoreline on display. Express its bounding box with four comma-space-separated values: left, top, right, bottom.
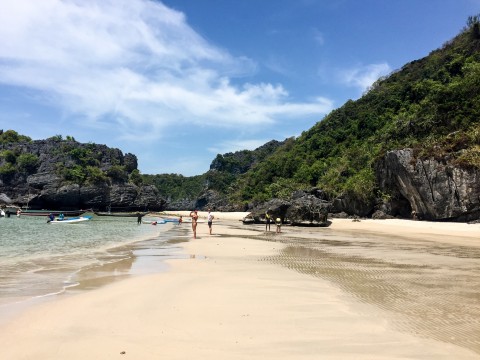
1, 216, 479, 359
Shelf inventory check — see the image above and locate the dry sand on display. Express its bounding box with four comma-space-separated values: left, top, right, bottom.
1, 214, 479, 359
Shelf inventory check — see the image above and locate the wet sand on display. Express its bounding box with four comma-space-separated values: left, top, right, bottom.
1, 216, 479, 359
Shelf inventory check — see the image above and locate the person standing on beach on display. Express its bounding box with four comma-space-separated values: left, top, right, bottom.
190, 210, 199, 239
136, 212, 142, 225
276, 217, 282, 233
207, 209, 214, 235
265, 211, 271, 232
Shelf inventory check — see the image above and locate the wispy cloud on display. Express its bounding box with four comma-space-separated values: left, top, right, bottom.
0, 0, 333, 141
312, 28, 325, 45
337, 63, 391, 92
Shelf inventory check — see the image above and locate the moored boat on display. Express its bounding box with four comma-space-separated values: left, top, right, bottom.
94, 211, 149, 217
19, 209, 87, 217
48, 215, 93, 224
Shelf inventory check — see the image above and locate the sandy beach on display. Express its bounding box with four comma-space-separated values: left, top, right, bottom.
1, 213, 480, 359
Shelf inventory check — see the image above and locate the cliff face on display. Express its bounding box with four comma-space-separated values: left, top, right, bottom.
376, 149, 480, 221
0, 139, 165, 211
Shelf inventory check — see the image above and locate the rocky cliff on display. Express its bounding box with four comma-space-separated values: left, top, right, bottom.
0, 138, 165, 211
376, 149, 480, 221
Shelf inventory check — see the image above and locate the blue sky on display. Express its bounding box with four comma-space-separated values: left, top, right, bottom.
0, 0, 478, 176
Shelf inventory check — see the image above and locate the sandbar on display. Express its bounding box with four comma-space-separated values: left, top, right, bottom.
1, 215, 479, 359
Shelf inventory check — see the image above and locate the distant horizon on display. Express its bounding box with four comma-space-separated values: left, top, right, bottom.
1, 0, 477, 175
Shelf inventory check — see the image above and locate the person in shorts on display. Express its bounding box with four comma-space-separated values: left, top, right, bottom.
207, 209, 214, 235
265, 211, 271, 232
275, 217, 282, 233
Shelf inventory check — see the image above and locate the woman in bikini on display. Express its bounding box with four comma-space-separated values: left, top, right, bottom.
190, 209, 199, 239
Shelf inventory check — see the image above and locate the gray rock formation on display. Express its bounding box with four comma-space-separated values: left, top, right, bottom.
286, 191, 330, 226
0, 139, 165, 211
376, 149, 480, 221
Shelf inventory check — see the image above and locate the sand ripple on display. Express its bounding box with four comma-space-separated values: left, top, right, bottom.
241, 227, 480, 354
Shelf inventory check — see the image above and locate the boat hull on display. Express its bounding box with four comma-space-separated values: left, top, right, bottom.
94, 212, 149, 217
20, 210, 87, 217
48, 215, 93, 224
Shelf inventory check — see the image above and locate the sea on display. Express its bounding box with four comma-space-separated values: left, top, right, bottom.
0, 213, 189, 313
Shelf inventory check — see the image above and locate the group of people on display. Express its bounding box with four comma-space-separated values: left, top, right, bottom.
47, 213, 64, 222
265, 211, 282, 233
189, 209, 214, 239
1, 208, 22, 217
187, 208, 281, 239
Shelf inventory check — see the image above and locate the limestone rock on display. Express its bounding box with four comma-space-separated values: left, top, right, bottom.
376, 149, 480, 221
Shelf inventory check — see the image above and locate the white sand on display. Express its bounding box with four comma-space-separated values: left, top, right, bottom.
1, 215, 479, 359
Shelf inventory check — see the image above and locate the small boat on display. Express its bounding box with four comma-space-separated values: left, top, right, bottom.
19, 209, 87, 217
48, 215, 93, 224
94, 211, 149, 217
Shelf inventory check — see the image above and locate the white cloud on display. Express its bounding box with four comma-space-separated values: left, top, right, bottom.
338, 63, 391, 91
0, 0, 333, 141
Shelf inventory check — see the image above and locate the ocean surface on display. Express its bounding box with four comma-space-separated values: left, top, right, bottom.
0, 213, 188, 309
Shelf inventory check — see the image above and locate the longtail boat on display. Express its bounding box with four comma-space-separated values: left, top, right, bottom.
94, 211, 149, 217
19, 209, 87, 217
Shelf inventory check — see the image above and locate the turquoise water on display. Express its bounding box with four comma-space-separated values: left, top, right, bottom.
0, 214, 187, 307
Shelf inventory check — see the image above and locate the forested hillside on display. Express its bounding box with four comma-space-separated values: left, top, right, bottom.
229, 18, 480, 207
142, 139, 286, 209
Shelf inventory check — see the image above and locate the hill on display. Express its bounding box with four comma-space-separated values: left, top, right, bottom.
2, 17, 480, 222
142, 139, 287, 210
0, 130, 163, 211
223, 17, 480, 221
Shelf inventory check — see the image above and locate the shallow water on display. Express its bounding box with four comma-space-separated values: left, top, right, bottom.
0, 214, 184, 306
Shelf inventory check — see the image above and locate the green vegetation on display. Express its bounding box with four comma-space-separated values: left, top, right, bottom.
2, 16, 480, 209
0, 148, 39, 175
227, 19, 480, 205
0, 130, 140, 186
142, 140, 285, 203
17, 153, 39, 173
142, 173, 205, 201
0, 130, 31, 144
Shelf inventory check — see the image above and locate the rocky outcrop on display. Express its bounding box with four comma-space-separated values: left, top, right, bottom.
330, 194, 374, 217
286, 190, 330, 226
0, 139, 165, 211
248, 190, 330, 226
376, 149, 480, 221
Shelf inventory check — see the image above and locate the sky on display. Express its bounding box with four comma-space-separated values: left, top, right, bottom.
0, 0, 478, 176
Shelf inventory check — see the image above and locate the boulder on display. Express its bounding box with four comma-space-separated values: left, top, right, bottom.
286, 192, 330, 226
